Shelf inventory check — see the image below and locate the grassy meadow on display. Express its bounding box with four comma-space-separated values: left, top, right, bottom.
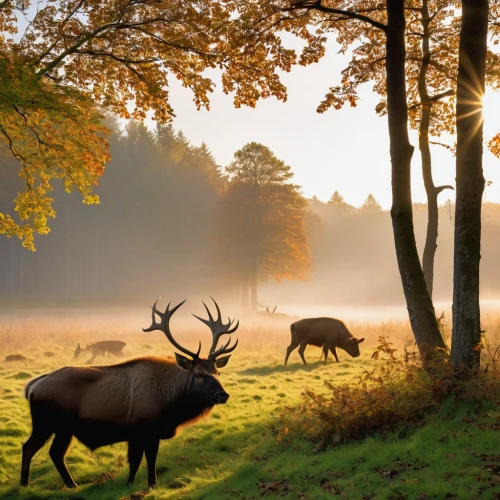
0, 311, 499, 499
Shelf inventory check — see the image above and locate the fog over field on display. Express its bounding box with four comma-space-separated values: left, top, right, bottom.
2, 122, 500, 314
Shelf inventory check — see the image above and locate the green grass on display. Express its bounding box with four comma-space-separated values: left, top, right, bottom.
0, 319, 499, 499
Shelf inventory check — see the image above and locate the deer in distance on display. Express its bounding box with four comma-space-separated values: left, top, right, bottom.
256, 305, 300, 321
285, 317, 364, 366
74, 340, 127, 364
21, 298, 239, 489
4, 354, 28, 363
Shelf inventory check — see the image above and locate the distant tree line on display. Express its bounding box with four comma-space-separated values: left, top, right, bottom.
0, 121, 222, 304
295, 196, 500, 305
2, 121, 500, 308
0, 125, 311, 307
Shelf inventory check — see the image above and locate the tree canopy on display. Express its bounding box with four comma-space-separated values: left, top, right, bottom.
0, 0, 294, 248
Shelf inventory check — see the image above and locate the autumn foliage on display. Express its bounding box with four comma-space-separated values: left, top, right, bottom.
0, 0, 294, 248
277, 337, 446, 447
277, 332, 500, 448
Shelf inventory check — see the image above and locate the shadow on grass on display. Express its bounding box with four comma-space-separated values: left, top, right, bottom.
0, 421, 272, 500
238, 361, 327, 376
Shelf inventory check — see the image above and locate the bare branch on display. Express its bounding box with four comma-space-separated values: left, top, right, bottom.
436, 185, 455, 194
282, 0, 387, 32
429, 89, 454, 101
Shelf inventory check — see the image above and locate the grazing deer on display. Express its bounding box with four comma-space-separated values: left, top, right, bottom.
5, 354, 28, 363
256, 306, 300, 321
74, 340, 127, 364
285, 317, 364, 365
21, 298, 239, 489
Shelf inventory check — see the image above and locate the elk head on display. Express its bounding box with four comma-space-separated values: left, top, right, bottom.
143, 298, 239, 405
341, 337, 365, 358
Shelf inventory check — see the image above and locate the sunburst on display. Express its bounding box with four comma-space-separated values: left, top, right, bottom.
455, 55, 487, 148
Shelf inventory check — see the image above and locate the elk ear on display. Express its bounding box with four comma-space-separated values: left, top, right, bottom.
215, 355, 231, 368
357, 338, 365, 344
175, 353, 194, 371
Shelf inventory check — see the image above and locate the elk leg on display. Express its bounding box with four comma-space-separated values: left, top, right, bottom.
49, 432, 77, 488
322, 346, 329, 363
21, 427, 53, 486
329, 346, 339, 362
127, 440, 144, 485
284, 341, 299, 365
144, 439, 160, 488
86, 349, 103, 365
298, 341, 308, 365
86, 353, 97, 365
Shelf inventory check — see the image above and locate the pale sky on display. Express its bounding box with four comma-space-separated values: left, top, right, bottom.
14, 8, 500, 210
149, 37, 500, 210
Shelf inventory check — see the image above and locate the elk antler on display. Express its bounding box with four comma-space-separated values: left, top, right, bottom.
143, 299, 201, 360
192, 297, 239, 360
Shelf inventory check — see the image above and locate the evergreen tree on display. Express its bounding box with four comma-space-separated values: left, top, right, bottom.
217, 142, 311, 311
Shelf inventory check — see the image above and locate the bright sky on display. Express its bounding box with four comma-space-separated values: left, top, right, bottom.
14, 7, 500, 210
149, 37, 500, 210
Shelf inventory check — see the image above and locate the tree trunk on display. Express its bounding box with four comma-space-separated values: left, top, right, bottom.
386, 0, 446, 357
451, 0, 488, 372
418, 0, 453, 298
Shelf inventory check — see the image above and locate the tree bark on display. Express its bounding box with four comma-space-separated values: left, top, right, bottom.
386, 0, 446, 356
451, 0, 488, 372
418, 0, 453, 298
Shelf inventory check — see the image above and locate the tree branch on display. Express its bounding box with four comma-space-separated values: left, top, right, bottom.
34, 0, 87, 65
282, 0, 387, 32
75, 49, 159, 65
429, 89, 454, 101
436, 184, 454, 194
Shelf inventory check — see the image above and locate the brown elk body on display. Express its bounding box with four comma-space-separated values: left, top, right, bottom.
285, 317, 364, 365
74, 340, 127, 364
21, 299, 239, 489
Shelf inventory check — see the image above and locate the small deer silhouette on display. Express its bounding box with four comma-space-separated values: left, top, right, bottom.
5, 354, 28, 364
74, 341, 126, 364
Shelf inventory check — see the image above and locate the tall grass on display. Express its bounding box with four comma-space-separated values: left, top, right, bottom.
0, 311, 499, 499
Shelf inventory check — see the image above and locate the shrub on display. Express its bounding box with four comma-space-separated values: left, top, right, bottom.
278, 334, 500, 449
277, 337, 449, 448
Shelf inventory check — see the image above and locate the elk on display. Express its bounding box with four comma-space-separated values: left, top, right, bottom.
74, 340, 127, 364
285, 317, 364, 365
256, 306, 300, 321
21, 298, 239, 489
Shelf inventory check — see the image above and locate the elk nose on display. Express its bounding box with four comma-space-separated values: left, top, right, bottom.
213, 391, 229, 404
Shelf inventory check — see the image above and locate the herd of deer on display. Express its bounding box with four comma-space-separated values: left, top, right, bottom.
18, 299, 364, 489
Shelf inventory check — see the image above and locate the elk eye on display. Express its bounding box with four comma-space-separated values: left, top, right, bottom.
195, 372, 202, 379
